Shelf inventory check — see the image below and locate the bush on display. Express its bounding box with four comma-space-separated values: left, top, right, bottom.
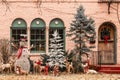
0, 39, 11, 63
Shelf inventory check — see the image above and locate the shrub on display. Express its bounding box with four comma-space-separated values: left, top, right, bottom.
0, 39, 11, 63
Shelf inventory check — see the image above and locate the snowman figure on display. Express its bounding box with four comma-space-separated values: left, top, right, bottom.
14, 34, 30, 74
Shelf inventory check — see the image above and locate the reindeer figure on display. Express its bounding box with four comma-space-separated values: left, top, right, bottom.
65, 50, 74, 74
65, 50, 85, 73
33, 59, 41, 73
16, 66, 28, 75
65, 58, 74, 74
0, 60, 15, 74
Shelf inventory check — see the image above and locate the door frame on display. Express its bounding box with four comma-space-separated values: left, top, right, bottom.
98, 21, 117, 65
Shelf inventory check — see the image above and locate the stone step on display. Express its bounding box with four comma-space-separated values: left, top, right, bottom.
96, 65, 120, 70
96, 65, 120, 73
99, 70, 120, 74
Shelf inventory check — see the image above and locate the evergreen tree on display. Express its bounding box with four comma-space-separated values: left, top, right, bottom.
48, 30, 65, 69
67, 5, 96, 61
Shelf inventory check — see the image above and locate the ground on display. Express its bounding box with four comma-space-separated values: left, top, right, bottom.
0, 73, 120, 80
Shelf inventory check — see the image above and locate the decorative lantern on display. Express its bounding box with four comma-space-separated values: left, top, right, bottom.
55, 20, 59, 25
18, 21, 21, 24
36, 21, 40, 25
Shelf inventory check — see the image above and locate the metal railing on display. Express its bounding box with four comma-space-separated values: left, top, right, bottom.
90, 50, 114, 66
90, 51, 99, 66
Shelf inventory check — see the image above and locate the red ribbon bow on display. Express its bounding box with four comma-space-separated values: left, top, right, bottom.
104, 36, 109, 44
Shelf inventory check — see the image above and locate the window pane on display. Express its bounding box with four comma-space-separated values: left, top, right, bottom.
36, 30, 40, 34
11, 29, 27, 53
11, 41, 19, 53
60, 34, 63, 39
49, 35, 52, 38
22, 30, 26, 34
31, 29, 36, 34
12, 29, 17, 34
16, 34, 20, 40
58, 29, 63, 34
49, 29, 65, 51
31, 35, 35, 39
41, 29, 45, 34
17, 29, 21, 34
41, 35, 45, 39
49, 29, 54, 34
36, 35, 40, 40
30, 41, 36, 51
30, 29, 45, 52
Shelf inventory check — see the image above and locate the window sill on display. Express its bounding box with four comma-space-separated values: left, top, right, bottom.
30, 51, 46, 53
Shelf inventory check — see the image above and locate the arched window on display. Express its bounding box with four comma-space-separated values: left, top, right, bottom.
11, 18, 27, 53
49, 18, 65, 51
99, 22, 114, 41
30, 18, 46, 53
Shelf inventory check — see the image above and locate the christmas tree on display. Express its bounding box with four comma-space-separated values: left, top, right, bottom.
48, 30, 65, 70
67, 5, 96, 72
68, 5, 96, 56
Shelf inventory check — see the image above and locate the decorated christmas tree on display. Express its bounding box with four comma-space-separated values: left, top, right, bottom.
48, 30, 65, 69
67, 5, 96, 72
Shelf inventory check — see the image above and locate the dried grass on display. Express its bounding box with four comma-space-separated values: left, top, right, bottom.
0, 73, 119, 80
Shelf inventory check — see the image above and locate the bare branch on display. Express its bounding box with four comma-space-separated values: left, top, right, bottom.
1, 0, 11, 15
36, 0, 42, 15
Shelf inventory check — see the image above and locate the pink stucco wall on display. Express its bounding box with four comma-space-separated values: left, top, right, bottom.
0, 0, 120, 64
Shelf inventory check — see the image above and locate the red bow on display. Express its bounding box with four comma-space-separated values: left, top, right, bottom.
104, 36, 109, 44
36, 61, 41, 65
